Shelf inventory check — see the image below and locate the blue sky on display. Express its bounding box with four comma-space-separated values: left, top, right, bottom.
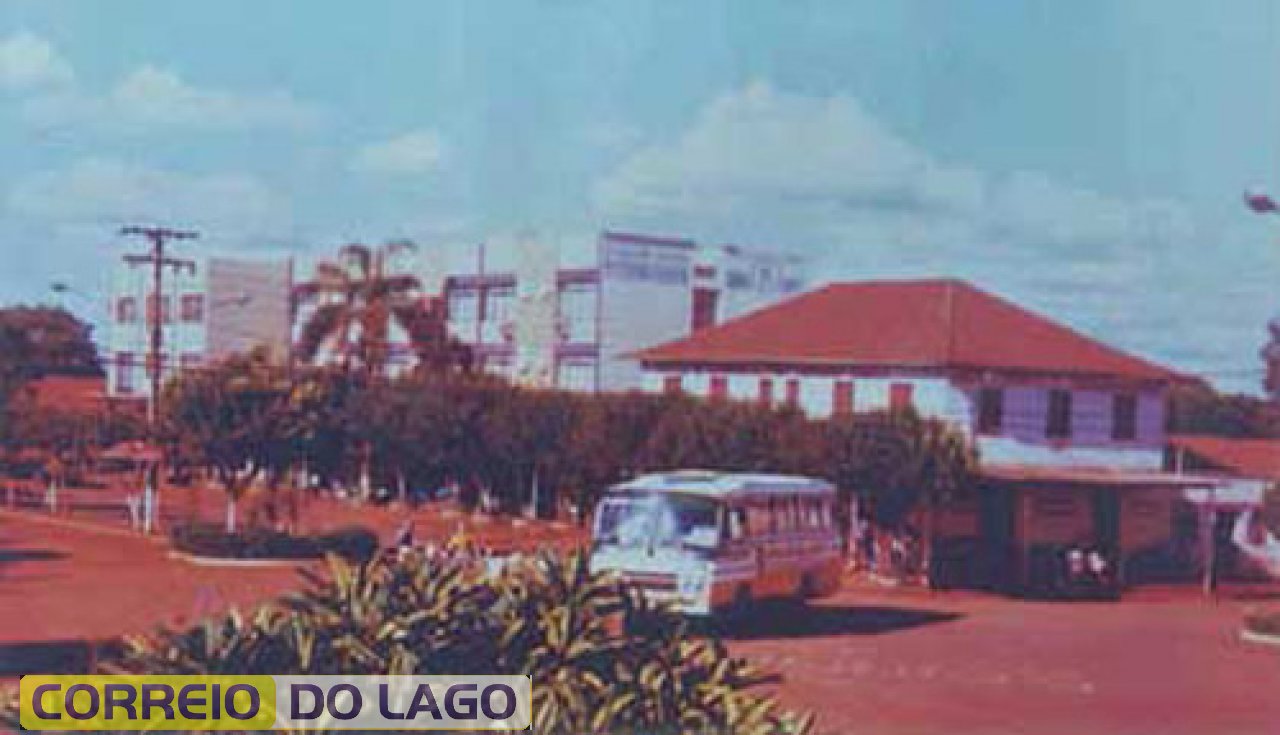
1, 1, 1278, 391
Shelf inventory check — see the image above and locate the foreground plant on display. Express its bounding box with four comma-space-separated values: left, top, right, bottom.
37, 550, 812, 734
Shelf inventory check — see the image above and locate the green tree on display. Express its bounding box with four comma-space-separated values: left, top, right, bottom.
0, 322, 32, 409
559, 392, 675, 524
1263, 317, 1280, 400
1, 398, 145, 480
1167, 382, 1280, 439
161, 350, 301, 532
0, 306, 102, 410
293, 241, 471, 378
821, 410, 976, 548
0, 306, 102, 377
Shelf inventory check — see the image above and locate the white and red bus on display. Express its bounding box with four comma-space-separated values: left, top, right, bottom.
589, 470, 843, 616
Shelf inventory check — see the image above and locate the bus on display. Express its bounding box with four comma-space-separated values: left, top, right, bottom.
589, 470, 843, 616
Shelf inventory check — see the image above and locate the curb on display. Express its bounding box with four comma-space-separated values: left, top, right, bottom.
1240, 627, 1280, 648
166, 550, 310, 568
0, 507, 169, 544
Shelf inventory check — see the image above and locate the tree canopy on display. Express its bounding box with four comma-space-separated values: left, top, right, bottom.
162, 355, 976, 539
0, 306, 102, 407
293, 241, 472, 377
1166, 383, 1280, 439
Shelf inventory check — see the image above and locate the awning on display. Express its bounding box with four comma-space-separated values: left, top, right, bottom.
981, 463, 1222, 489
1168, 434, 1280, 481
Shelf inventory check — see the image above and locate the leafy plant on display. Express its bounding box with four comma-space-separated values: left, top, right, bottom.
94, 550, 814, 735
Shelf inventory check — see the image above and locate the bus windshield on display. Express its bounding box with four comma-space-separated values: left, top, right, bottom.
595, 493, 720, 549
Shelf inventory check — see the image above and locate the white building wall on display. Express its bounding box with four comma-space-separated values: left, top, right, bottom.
205, 257, 292, 363
641, 364, 1168, 469
597, 236, 695, 392
969, 385, 1166, 469
709, 246, 807, 324
106, 260, 208, 399
441, 232, 807, 394
106, 256, 291, 399
797, 374, 833, 416
727, 373, 756, 401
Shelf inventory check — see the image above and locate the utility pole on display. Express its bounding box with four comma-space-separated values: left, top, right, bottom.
120, 225, 198, 534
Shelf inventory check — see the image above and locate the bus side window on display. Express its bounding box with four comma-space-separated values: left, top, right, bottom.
748, 504, 770, 536
727, 507, 747, 541
782, 496, 797, 533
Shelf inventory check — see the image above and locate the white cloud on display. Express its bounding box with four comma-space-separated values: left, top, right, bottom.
8, 158, 290, 235
594, 81, 1280, 392
0, 31, 74, 91
22, 65, 320, 132
350, 129, 445, 176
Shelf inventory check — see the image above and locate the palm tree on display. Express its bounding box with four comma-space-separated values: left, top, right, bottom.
294, 241, 471, 378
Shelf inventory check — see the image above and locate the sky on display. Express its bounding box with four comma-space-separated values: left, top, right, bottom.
1, 1, 1279, 392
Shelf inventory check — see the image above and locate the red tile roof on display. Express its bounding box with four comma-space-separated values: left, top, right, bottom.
1168, 435, 1280, 480
635, 279, 1186, 383
19, 375, 107, 413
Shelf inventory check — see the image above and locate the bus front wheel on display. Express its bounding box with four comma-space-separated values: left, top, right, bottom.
797, 572, 817, 601
725, 584, 753, 623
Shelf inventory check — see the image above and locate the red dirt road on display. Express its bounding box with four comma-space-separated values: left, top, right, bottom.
0, 511, 302, 646
727, 584, 1280, 735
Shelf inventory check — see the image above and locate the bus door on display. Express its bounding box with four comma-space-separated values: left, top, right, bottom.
761, 495, 797, 596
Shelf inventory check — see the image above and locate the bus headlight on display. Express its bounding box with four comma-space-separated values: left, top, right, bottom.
679, 570, 709, 599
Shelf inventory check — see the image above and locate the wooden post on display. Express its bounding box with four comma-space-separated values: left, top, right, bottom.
1203, 483, 1218, 599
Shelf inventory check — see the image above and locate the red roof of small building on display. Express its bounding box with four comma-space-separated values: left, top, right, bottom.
19, 375, 107, 413
101, 441, 163, 463
635, 279, 1187, 383
1167, 435, 1280, 480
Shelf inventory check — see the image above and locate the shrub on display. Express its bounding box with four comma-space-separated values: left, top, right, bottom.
1244, 609, 1280, 638
169, 522, 378, 562
90, 550, 813, 734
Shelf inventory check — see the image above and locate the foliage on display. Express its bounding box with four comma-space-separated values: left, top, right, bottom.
92, 550, 813, 735
0, 305, 102, 410
294, 241, 472, 377
0, 305, 102, 378
161, 349, 308, 531
0, 400, 144, 475
1244, 608, 1280, 638
1264, 317, 1280, 400
823, 410, 976, 529
162, 350, 977, 539
1166, 382, 1280, 439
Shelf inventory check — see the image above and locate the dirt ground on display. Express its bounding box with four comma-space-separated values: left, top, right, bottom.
727, 584, 1280, 735
3, 503, 1280, 735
